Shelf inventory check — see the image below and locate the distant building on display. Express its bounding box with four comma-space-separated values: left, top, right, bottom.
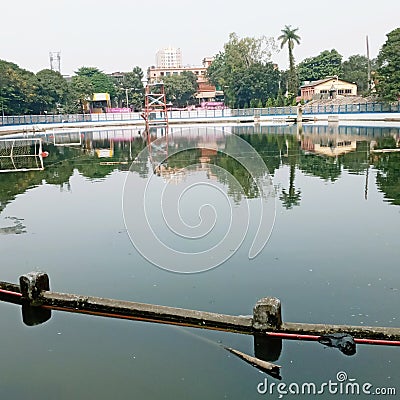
147, 64, 207, 82
91, 93, 111, 113
108, 71, 126, 85
300, 77, 357, 102
156, 47, 182, 68
147, 56, 222, 103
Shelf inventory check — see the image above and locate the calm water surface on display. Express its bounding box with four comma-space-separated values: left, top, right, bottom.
0, 123, 399, 399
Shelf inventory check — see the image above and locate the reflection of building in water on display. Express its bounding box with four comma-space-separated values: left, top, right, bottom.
82, 128, 144, 162
198, 146, 217, 164
152, 129, 227, 184
95, 146, 114, 158
300, 124, 360, 157
154, 164, 186, 184
154, 141, 219, 184
154, 157, 219, 184
301, 136, 357, 157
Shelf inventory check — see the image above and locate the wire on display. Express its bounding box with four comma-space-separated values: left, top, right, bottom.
265, 331, 400, 347
0, 288, 22, 297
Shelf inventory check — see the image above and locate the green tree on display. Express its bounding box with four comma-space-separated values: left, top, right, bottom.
376, 28, 400, 101
75, 67, 116, 98
117, 66, 145, 110
207, 33, 277, 107
36, 69, 69, 113
69, 75, 93, 113
276, 90, 285, 107
298, 49, 343, 83
163, 72, 198, 107
342, 55, 370, 95
278, 26, 301, 97
0, 59, 42, 114
231, 62, 280, 108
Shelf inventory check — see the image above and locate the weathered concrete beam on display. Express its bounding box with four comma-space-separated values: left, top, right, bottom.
0, 281, 21, 293
0, 281, 22, 305
2, 273, 400, 342
40, 291, 254, 334
39, 292, 400, 341
280, 322, 400, 341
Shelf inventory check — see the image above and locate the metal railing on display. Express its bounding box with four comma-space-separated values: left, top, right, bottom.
1, 102, 400, 127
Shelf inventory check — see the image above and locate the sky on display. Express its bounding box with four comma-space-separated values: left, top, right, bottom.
1, 0, 399, 77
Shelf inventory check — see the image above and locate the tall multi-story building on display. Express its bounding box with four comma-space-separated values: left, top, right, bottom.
156, 47, 182, 68
148, 56, 223, 104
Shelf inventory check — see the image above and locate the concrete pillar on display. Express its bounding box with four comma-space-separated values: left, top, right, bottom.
296, 105, 303, 123
19, 272, 50, 305
253, 297, 282, 330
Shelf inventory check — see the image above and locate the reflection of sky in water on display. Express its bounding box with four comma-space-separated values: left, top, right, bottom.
0, 216, 26, 235
0, 125, 399, 399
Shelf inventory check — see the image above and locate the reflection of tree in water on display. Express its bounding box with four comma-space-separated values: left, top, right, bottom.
0, 138, 146, 213
280, 136, 301, 209
373, 153, 400, 206
374, 136, 398, 150
280, 161, 301, 209
298, 153, 342, 182
238, 133, 284, 176
1, 131, 400, 213
340, 141, 369, 175
166, 148, 259, 201
238, 133, 302, 209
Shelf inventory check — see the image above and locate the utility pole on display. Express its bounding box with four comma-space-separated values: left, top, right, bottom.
366, 35, 371, 92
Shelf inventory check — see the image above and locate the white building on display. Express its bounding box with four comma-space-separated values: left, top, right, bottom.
156, 47, 182, 68
300, 77, 357, 101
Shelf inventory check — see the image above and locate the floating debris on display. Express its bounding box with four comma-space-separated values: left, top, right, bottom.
318, 333, 356, 356
224, 346, 281, 379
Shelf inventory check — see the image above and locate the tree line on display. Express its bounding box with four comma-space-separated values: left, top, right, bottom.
208, 27, 400, 107
0, 27, 399, 115
0, 63, 145, 115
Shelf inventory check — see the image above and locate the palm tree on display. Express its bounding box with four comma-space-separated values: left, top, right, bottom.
278, 26, 301, 98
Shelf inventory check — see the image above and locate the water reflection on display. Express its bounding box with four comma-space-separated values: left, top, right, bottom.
0, 216, 26, 235
0, 123, 399, 398
0, 124, 400, 213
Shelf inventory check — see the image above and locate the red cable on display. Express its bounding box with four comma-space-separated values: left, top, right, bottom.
266, 332, 320, 341
354, 338, 400, 346
1, 288, 400, 346
265, 331, 400, 346
0, 288, 22, 297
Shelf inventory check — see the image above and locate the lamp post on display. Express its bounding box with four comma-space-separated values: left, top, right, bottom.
0, 96, 4, 125
125, 88, 129, 109
121, 87, 133, 110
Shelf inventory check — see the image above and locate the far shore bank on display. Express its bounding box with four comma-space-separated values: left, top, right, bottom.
1, 108, 400, 136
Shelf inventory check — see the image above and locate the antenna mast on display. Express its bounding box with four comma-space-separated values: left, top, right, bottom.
366, 36, 371, 92
49, 52, 61, 73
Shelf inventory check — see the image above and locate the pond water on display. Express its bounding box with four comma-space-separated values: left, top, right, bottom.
0, 123, 399, 399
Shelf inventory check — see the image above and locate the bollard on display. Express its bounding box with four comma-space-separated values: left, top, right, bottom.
253, 297, 282, 331
19, 272, 50, 306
